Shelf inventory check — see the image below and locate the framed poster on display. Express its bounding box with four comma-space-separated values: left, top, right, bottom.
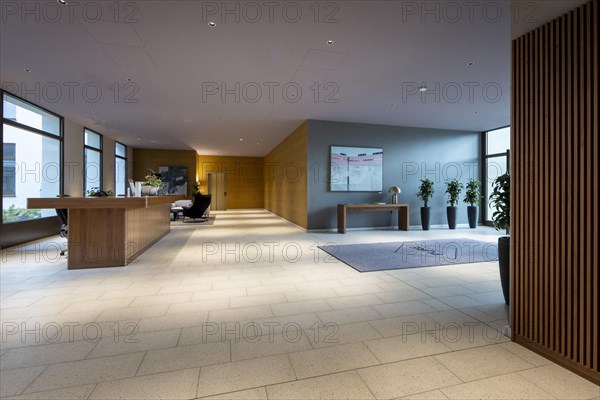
158, 166, 188, 195
330, 146, 383, 191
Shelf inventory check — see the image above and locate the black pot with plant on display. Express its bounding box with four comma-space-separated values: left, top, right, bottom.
445, 179, 463, 229
489, 172, 510, 305
463, 179, 482, 228
417, 178, 435, 230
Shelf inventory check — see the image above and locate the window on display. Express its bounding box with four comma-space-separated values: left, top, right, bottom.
2, 92, 62, 224
484, 126, 510, 223
84, 128, 102, 195
3, 143, 16, 196
115, 142, 127, 196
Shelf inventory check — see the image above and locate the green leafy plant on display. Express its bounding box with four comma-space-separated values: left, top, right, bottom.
86, 187, 114, 197
417, 178, 435, 207
143, 169, 162, 187
489, 172, 510, 231
463, 179, 482, 206
445, 179, 464, 206
2, 205, 41, 223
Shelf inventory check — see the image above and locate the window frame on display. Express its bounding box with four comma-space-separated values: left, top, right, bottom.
83, 127, 103, 195
114, 141, 127, 196
1, 90, 64, 225
482, 125, 510, 225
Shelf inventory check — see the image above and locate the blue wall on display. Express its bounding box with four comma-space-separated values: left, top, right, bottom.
307, 120, 481, 230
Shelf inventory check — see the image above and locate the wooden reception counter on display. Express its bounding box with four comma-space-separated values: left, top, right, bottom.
27, 196, 184, 269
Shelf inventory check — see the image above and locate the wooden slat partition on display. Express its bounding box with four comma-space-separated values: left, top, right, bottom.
511, 0, 599, 383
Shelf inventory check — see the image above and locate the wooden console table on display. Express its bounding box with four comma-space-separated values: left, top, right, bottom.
28, 196, 184, 269
337, 203, 409, 234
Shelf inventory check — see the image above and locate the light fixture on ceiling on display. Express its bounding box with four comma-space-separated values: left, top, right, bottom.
208, 22, 216, 27
468, 61, 475, 66
239, 138, 244, 142
418, 86, 428, 92
327, 40, 334, 45
127, 78, 133, 82
136, 137, 142, 141
57, 0, 68, 5
257, 142, 261, 145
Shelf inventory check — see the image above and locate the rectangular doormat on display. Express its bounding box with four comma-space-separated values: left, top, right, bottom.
318, 238, 498, 272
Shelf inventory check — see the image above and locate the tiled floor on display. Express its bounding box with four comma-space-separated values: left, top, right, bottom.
1, 210, 598, 399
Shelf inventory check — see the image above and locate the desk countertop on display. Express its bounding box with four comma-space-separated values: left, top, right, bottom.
28, 195, 185, 209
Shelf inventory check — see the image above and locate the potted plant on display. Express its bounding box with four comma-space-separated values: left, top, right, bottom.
416, 178, 435, 230
489, 172, 510, 305
463, 179, 481, 228
142, 170, 162, 196
445, 179, 463, 229
86, 187, 114, 197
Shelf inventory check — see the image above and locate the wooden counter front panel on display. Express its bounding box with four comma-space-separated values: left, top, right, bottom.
68, 208, 127, 269
126, 203, 171, 262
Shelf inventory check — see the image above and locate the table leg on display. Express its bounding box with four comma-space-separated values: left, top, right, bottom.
337, 205, 347, 234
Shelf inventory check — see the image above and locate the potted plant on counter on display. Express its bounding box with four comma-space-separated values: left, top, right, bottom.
463, 179, 481, 229
142, 170, 163, 196
445, 179, 463, 229
489, 172, 510, 305
417, 178, 435, 230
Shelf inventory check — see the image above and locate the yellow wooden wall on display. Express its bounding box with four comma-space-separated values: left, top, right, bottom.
132, 149, 197, 197
264, 121, 308, 228
196, 155, 264, 209
512, 0, 598, 382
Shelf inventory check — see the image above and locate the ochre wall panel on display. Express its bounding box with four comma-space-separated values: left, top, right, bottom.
512, 0, 598, 382
264, 121, 308, 229
196, 155, 264, 209
132, 149, 197, 197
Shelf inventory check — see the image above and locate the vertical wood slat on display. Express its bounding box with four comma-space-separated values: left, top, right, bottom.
511, 0, 599, 383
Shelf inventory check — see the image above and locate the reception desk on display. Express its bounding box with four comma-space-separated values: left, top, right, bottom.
27, 196, 183, 269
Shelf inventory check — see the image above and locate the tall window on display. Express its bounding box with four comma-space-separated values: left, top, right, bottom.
84, 128, 102, 195
484, 126, 510, 223
2, 92, 62, 223
115, 142, 127, 196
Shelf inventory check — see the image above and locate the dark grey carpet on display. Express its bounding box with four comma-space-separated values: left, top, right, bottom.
319, 238, 498, 272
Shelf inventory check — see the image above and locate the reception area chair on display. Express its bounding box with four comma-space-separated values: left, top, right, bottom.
182, 194, 212, 222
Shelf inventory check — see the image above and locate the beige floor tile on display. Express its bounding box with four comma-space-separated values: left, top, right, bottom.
230, 293, 286, 308
288, 342, 380, 379
305, 321, 382, 348
358, 356, 462, 399
136, 311, 208, 332
95, 304, 169, 321
89, 368, 200, 399
1, 340, 96, 370
98, 286, 159, 300
271, 299, 332, 316
0, 365, 46, 397
317, 305, 383, 325
400, 389, 449, 399
246, 284, 297, 296
167, 298, 230, 315
266, 371, 375, 399
87, 328, 180, 358
208, 305, 273, 323
368, 314, 439, 337
325, 294, 383, 310
441, 373, 555, 399
138, 341, 230, 376
23, 352, 144, 393
231, 328, 312, 361
375, 289, 433, 303
3, 384, 95, 400
58, 298, 133, 315
498, 342, 552, 367
434, 344, 534, 382
365, 332, 453, 363
213, 279, 262, 290
201, 387, 268, 399
372, 300, 439, 318
158, 282, 213, 294
129, 292, 192, 308
284, 288, 339, 302
333, 284, 383, 297
437, 295, 485, 308
196, 355, 296, 397
428, 322, 509, 351
518, 364, 600, 399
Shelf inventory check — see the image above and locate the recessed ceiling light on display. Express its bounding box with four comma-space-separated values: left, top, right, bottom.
57, 0, 68, 5
468, 61, 475, 66
257, 142, 261, 145
23, 68, 31, 72
208, 22, 216, 27
418, 86, 428, 92
327, 40, 334, 45
239, 138, 244, 142
136, 137, 142, 141
127, 78, 132, 82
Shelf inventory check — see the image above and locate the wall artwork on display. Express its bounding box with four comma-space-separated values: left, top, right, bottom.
330, 146, 383, 191
159, 166, 188, 195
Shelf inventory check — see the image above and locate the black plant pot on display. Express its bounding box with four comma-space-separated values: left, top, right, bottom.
446, 206, 457, 229
467, 206, 478, 229
498, 236, 510, 305
420, 207, 430, 231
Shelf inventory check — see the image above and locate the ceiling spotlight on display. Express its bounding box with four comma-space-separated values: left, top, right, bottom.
57, 0, 68, 4
239, 138, 244, 142
208, 22, 216, 27
136, 137, 142, 141
327, 40, 334, 45
23, 68, 31, 72
468, 61, 475, 66
257, 142, 261, 145
127, 78, 132, 82
418, 86, 428, 92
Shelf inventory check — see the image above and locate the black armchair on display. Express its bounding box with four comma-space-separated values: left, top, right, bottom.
55, 195, 70, 256
182, 194, 212, 222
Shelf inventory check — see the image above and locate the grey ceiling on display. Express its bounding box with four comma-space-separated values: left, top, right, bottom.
0, 0, 572, 156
